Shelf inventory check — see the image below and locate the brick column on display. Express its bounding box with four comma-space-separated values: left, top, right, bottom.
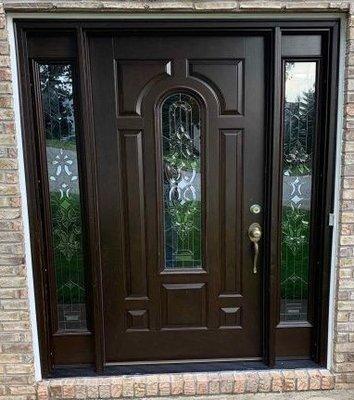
334, 11, 354, 388
0, 2, 36, 399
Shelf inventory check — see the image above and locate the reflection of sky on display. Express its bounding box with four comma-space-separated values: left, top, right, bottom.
286, 62, 316, 102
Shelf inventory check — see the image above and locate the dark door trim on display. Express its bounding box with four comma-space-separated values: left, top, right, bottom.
14, 18, 340, 376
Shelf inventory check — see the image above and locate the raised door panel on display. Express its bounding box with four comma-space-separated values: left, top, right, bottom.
219, 129, 243, 296
120, 130, 147, 299
116, 60, 172, 116
189, 60, 244, 115
161, 283, 207, 328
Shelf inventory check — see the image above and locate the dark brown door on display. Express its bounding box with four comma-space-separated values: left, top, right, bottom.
89, 33, 265, 363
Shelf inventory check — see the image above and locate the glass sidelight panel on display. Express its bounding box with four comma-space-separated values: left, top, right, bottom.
39, 64, 87, 331
161, 93, 202, 268
280, 62, 317, 322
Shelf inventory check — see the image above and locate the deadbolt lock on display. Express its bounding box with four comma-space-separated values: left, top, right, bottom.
250, 204, 262, 215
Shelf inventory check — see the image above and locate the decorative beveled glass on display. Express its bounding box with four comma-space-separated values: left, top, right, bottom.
39, 64, 87, 331
161, 93, 202, 269
280, 62, 317, 322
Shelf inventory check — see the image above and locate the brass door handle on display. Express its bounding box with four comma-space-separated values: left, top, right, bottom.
248, 223, 262, 274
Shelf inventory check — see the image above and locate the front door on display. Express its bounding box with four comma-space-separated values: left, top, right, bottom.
89, 33, 265, 363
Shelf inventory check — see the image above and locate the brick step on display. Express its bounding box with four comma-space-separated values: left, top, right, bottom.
37, 368, 334, 399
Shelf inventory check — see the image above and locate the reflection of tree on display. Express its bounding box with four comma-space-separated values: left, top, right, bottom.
51, 192, 85, 305
40, 64, 75, 142
281, 206, 310, 302
284, 88, 315, 175
281, 65, 316, 320
40, 64, 86, 330
40, 65, 84, 303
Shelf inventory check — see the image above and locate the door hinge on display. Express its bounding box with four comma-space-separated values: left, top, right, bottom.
328, 213, 335, 227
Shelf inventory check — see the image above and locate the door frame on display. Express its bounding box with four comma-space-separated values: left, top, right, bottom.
14, 18, 340, 376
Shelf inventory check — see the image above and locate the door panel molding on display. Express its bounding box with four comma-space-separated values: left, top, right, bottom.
219, 129, 243, 296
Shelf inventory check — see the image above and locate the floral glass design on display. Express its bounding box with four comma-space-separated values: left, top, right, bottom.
161, 93, 202, 269
280, 62, 317, 322
39, 64, 87, 331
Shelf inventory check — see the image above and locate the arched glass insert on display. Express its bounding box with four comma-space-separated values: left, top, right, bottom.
161, 93, 202, 269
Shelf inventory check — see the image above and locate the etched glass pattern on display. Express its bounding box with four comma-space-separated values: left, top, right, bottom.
280, 62, 317, 322
39, 64, 87, 331
162, 93, 202, 268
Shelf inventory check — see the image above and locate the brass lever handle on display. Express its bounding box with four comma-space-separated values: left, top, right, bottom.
248, 223, 262, 274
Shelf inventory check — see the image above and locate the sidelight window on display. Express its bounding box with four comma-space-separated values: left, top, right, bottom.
39, 64, 87, 331
161, 93, 202, 269
280, 61, 317, 322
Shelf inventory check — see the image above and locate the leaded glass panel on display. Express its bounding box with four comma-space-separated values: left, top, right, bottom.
161, 93, 202, 269
39, 64, 87, 331
280, 62, 317, 322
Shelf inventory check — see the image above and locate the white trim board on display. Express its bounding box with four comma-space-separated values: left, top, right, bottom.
6, 11, 347, 380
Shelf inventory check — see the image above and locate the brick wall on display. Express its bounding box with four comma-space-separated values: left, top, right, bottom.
336, 10, 354, 388
0, 1, 353, 398
0, 2, 36, 400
